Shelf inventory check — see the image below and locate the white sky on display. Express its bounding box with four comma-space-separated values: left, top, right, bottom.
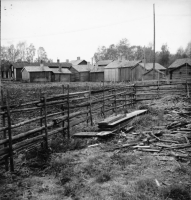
2, 0, 191, 62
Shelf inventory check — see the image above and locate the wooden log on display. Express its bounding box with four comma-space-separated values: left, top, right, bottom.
67, 84, 70, 138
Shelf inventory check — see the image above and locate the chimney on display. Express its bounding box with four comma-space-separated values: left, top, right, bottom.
40, 60, 44, 70
66, 59, 69, 63
77, 57, 80, 60
57, 59, 60, 63
59, 64, 62, 72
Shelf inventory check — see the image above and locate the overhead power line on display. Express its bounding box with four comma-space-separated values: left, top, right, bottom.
2, 16, 151, 41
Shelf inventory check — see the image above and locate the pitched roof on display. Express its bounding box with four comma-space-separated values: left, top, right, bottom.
90, 66, 104, 73
105, 60, 141, 69
139, 63, 166, 70
51, 68, 72, 74
168, 58, 191, 69
72, 64, 94, 72
96, 60, 113, 66
22, 66, 52, 72
143, 68, 165, 75
12, 62, 30, 68
70, 60, 86, 65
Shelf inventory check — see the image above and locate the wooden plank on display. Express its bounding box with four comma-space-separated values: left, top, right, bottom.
100, 110, 147, 128
98, 114, 125, 126
73, 132, 99, 137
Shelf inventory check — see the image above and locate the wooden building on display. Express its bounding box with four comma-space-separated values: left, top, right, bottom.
12, 62, 30, 81
21, 65, 52, 82
168, 58, 191, 81
70, 64, 93, 82
120, 60, 142, 82
104, 60, 142, 82
143, 68, 165, 80
132, 62, 166, 81
90, 67, 104, 82
51, 68, 71, 82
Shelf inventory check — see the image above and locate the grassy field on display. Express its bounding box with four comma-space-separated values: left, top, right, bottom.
0, 81, 191, 200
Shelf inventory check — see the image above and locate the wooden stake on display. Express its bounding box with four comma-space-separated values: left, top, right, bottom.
89, 86, 93, 126
67, 84, 70, 138
102, 81, 105, 118
43, 95, 48, 149
6, 90, 14, 172
62, 85, 66, 137
1, 89, 8, 171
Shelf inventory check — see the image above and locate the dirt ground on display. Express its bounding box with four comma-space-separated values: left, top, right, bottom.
0, 81, 191, 200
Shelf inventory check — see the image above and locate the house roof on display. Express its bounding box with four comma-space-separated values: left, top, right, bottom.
51, 68, 72, 74
72, 64, 94, 72
70, 60, 86, 65
168, 58, 191, 69
139, 63, 166, 70
105, 60, 141, 69
143, 68, 165, 76
22, 66, 53, 72
96, 60, 113, 66
90, 66, 104, 73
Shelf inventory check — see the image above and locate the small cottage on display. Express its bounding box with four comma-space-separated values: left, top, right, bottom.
90, 67, 104, 82
168, 58, 191, 81
143, 68, 165, 80
131, 62, 166, 81
104, 59, 142, 82
70, 64, 93, 82
21, 64, 52, 82
12, 62, 30, 81
51, 67, 72, 82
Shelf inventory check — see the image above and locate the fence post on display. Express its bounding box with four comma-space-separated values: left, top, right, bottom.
1, 89, 9, 171
67, 84, 70, 139
133, 84, 136, 107
6, 90, 14, 172
114, 83, 117, 115
102, 81, 105, 118
62, 85, 66, 137
43, 95, 48, 149
89, 86, 93, 126
157, 80, 160, 99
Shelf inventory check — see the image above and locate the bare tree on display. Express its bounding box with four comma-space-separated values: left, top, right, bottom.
26, 43, 36, 62
37, 47, 48, 62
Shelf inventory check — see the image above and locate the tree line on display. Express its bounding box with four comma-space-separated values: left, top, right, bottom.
94, 38, 191, 68
1, 42, 52, 63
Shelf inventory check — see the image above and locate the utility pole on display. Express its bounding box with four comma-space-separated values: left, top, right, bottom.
153, 4, 156, 79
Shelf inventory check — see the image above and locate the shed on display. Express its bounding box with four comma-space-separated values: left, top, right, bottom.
143, 68, 165, 80
12, 62, 30, 81
51, 68, 71, 82
168, 58, 191, 81
70, 64, 93, 82
90, 67, 104, 82
21, 65, 53, 82
120, 60, 142, 82
104, 60, 142, 82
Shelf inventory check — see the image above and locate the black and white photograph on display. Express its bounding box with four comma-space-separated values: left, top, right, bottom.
0, 0, 191, 199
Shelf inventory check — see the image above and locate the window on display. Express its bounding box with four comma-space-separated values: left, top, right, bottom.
179, 71, 182, 74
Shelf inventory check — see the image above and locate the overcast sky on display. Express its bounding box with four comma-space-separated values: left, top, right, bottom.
2, 0, 191, 62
